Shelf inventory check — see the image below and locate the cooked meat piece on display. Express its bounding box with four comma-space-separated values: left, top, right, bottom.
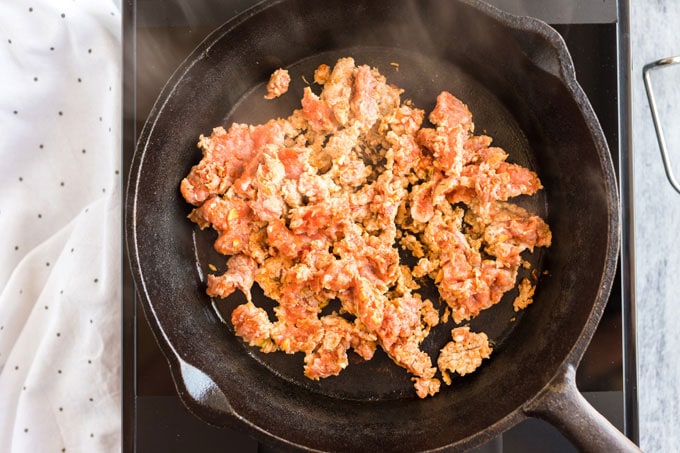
313, 63, 331, 85
438, 326, 492, 385
304, 315, 354, 379
181, 120, 292, 205
429, 91, 473, 132
321, 57, 355, 125
513, 277, 536, 312
231, 301, 276, 353
301, 87, 337, 133
350, 64, 380, 130
207, 254, 258, 300
264, 68, 291, 99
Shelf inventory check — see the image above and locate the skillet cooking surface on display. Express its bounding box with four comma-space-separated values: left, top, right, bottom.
127, 0, 618, 451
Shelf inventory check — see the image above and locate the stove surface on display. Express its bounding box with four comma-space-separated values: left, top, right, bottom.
122, 1, 636, 451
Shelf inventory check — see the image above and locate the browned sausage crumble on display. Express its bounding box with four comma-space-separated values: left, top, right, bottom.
180, 57, 552, 398
264, 68, 291, 99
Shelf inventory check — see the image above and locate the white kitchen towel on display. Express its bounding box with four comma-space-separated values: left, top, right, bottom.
0, 1, 121, 452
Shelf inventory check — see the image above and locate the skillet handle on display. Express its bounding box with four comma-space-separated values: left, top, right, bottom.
523, 363, 640, 452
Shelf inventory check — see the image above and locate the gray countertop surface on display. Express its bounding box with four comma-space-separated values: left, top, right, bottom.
630, 0, 680, 451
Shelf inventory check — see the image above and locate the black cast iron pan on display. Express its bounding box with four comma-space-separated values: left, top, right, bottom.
126, 0, 638, 451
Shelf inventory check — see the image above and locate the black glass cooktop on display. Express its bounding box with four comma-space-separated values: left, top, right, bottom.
122, 1, 636, 451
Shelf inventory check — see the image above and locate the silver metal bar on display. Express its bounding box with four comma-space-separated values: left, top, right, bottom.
643, 56, 680, 194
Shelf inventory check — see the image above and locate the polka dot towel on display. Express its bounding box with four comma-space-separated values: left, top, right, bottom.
0, 0, 121, 451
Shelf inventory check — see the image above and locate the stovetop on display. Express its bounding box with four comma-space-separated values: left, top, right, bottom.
122, 1, 636, 451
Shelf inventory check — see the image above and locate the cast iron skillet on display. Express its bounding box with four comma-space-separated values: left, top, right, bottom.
126, 0, 638, 451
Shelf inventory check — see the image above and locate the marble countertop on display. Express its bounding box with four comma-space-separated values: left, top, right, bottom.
630, 0, 680, 451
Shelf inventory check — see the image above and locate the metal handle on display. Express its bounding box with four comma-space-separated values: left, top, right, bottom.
643, 56, 680, 194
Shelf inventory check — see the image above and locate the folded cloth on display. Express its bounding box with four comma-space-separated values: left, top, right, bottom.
0, 0, 121, 451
